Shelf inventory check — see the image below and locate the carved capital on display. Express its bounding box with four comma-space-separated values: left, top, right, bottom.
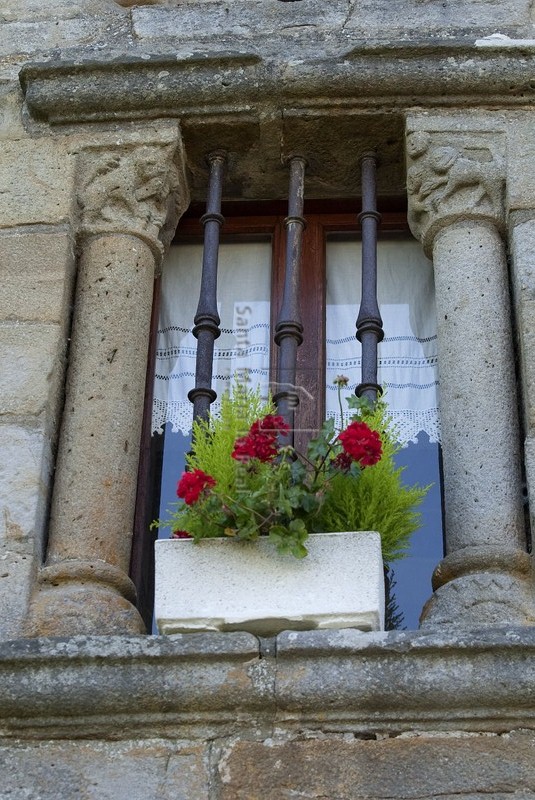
77, 138, 189, 258
406, 127, 505, 255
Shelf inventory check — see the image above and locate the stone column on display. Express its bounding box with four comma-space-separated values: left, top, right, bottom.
26, 128, 188, 636
406, 116, 535, 627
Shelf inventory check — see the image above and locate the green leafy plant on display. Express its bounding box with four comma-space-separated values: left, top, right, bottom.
156, 379, 429, 560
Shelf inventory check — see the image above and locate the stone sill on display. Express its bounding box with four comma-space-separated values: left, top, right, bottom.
1, 627, 535, 740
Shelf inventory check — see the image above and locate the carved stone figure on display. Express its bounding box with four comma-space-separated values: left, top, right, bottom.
77, 143, 183, 251
406, 130, 505, 247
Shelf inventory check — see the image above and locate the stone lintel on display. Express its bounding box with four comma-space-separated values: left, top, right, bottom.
19, 45, 535, 127
2, 628, 535, 739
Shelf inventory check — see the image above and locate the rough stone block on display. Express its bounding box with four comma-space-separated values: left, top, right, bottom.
0, 422, 52, 640
0, 14, 130, 57
510, 219, 535, 430
0, 139, 74, 227
0, 0, 124, 21
132, 1, 349, 40
0, 539, 35, 640
0, 84, 25, 139
0, 228, 75, 323
0, 322, 66, 416
0, 422, 52, 543
345, 0, 531, 34
132, 0, 531, 41
219, 732, 535, 799
507, 116, 535, 213
0, 740, 209, 800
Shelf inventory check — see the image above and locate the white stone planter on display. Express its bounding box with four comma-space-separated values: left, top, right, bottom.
154, 531, 384, 636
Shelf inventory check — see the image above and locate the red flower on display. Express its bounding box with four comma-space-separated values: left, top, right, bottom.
177, 469, 216, 505
231, 414, 290, 462
172, 529, 192, 539
332, 452, 353, 472
338, 421, 382, 467
251, 415, 290, 437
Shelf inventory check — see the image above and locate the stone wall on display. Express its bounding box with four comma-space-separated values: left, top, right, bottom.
1, 0, 535, 797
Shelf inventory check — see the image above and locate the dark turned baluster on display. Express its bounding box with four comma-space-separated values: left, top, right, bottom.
188, 151, 226, 422
273, 155, 307, 444
356, 151, 384, 404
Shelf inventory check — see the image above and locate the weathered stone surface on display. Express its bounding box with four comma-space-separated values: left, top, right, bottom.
132, 0, 532, 41
219, 731, 535, 800
45, 236, 154, 569
0, 0, 126, 21
428, 222, 524, 554
3, 630, 535, 739
0, 139, 74, 227
506, 115, 535, 213
0, 321, 66, 417
0, 422, 51, 543
0, 540, 35, 641
0, 84, 25, 139
0, 739, 209, 800
406, 115, 506, 254
77, 138, 187, 254
20, 49, 535, 130
344, 0, 532, 34
510, 219, 535, 430
25, 235, 155, 636
0, 228, 75, 323
0, 5, 130, 59
131, 1, 350, 40
0, 420, 51, 641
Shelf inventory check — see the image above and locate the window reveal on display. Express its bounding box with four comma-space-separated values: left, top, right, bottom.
140, 207, 444, 630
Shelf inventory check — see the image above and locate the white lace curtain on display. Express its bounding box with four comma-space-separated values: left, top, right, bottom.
152, 236, 440, 444
325, 237, 440, 443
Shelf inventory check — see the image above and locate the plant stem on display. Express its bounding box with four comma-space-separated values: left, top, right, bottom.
337, 383, 345, 432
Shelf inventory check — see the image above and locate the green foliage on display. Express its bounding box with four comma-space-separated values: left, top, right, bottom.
315, 397, 429, 561
187, 382, 275, 495
158, 382, 429, 561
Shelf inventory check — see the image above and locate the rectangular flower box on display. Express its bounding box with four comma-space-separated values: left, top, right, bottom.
154, 531, 385, 636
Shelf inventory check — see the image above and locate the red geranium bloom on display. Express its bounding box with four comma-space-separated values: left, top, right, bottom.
172, 529, 192, 539
332, 452, 353, 472
177, 469, 216, 505
251, 415, 290, 437
338, 421, 382, 467
232, 433, 279, 462
231, 414, 290, 462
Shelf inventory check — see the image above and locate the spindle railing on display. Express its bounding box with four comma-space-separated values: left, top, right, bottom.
187, 149, 383, 435
188, 151, 226, 423
355, 151, 384, 404
273, 156, 307, 443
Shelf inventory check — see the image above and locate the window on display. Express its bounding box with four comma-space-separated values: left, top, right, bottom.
133, 202, 444, 630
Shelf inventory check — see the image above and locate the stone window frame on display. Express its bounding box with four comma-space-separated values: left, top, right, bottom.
1, 40, 534, 740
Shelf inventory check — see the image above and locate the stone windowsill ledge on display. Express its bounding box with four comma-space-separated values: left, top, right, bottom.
1, 627, 535, 740
19, 41, 535, 127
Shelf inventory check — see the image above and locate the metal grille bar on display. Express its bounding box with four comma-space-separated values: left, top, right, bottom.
188, 151, 226, 422
273, 155, 307, 442
356, 151, 383, 404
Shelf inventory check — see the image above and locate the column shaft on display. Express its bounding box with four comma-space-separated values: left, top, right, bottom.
433, 221, 524, 551
422, 223, 534, 626
27, 235, 155, 635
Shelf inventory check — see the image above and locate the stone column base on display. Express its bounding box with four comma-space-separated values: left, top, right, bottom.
25, 560, 145, 637
420, 546, 535, 627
